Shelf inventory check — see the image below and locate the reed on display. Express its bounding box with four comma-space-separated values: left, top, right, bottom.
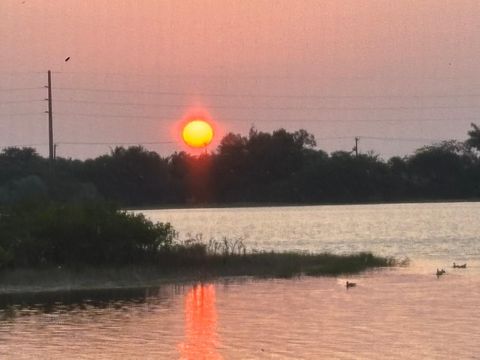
0, 249, 397, 295
160, 240, 397, 278
0, 219, 399, 294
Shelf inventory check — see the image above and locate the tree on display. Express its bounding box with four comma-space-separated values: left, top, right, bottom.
407, 141, 474, 198
466, 123, 480, 152
83, 146, 170, 205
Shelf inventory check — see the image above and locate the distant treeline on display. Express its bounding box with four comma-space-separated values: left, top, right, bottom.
1, 124, 480, 206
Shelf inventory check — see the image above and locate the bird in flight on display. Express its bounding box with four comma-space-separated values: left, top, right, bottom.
65, 57, 70, 62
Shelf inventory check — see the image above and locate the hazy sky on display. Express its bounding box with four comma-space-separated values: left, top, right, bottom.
1, 0, 480, 159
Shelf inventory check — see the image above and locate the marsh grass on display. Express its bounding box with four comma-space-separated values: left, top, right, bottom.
160, 236, 397, 278
0, 236, 399, 295
162, 249, 397, 278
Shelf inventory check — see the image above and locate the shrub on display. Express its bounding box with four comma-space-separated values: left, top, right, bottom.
0, 201, 176, 267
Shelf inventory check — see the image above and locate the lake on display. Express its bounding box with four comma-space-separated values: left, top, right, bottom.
1, 202, 480, 359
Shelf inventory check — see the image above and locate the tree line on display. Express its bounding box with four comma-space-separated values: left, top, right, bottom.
1, 124, 480, 207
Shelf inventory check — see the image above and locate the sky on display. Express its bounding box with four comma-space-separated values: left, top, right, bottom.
1, 0, 480, 159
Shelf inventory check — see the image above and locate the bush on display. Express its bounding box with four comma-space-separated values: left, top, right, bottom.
0, 201, 176, 268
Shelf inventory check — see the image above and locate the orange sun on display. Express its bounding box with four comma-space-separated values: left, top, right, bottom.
182, 119, 214, 148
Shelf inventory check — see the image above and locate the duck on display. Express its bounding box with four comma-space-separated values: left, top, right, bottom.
453, 262, 467, 269
436, 268, 446, 276
346, 281, 356, 288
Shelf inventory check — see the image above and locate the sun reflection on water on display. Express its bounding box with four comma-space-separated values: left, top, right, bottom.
178, 284, 222, 360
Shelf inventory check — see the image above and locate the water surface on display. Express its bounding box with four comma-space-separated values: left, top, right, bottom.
1, 202, 479, 359
143, 202, 480, 262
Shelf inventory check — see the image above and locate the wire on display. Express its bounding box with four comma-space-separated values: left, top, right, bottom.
51, 70, 480, 82
0, 99, 44, 105
55, 112, 161, 120
0, 71, 46, 75
301, 136, 444, 142
0, 137, 443, 150
0, 112, 45, 117
359, 136, 443, 142
57, 141, 176, 146
0, 87, 43, 92
221, 117, 477, 123
0, 143, 48, 148
313, 137, 354, 140
53, 112, 477, 123
2, 137, 441, 148
53, 102, 480, 111
53, 86, 480, 100
0, 136, 449, 153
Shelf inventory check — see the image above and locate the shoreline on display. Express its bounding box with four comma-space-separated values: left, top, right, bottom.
125, 199, 480, 211
0, 269, 207, 297
0, 252, 397, 297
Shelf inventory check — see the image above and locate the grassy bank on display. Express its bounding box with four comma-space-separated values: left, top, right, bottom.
0, 201, 400, 296
0, 251, 398, 295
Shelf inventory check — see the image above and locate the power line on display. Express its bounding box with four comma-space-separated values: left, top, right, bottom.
0, 135, 451, 154
0, 112, 44, 117
226, 117, 478, 123
59, 136, 445, 144
53, 86, 480, 99
0, 99, 44, 105
360, 136, 444, 142
0, 137, 445, 149
1, 109, 474, 124
53, 112, 477, 123
0, 143, 48, 148
0, 137, 441, 147
57, 141, 175, 145
56, 112, 161, 119
315, 137, 355, 140
0, 71, 47, 75
53, 102, 480, 111
0, 87, 43, 92
2, 108, 474, 123
51, 70, 480, 82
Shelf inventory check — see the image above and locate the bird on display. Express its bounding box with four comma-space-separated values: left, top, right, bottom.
436, 268, 446, 277
65, 57, 70, 62
453, 262, 467, 269
346, 281, 356, 288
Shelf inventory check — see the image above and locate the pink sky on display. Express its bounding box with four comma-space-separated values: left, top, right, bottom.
1, 0, 480, 159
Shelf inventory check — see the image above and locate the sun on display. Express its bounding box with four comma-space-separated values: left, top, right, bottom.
182, 119, 214, 148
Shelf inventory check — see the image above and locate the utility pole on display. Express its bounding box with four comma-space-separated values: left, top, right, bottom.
46, 70, 54, 162
354, 137, 360, 157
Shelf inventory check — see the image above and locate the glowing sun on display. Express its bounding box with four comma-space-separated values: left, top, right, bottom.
182, 119, 214, 148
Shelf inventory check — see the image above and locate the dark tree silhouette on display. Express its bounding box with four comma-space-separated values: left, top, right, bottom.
466, 123, 480, 151
1, 126, 480, 207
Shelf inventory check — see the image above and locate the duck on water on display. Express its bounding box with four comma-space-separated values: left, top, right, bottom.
436, 268, 446, 277
346, 281, 357, 289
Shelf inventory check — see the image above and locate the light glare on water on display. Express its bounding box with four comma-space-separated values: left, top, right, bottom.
141, 202, 480, 261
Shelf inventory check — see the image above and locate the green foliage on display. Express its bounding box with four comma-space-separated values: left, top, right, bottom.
0, 250, 397, 293
0, 175, 48, 205
2, 125, 480, 206
303, 252, 395, 276
156, 236, 395, 279
83, 146, 170, 205
0, 201, 176, 268
466, 123, 480, 151
408, 140, 477, 198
